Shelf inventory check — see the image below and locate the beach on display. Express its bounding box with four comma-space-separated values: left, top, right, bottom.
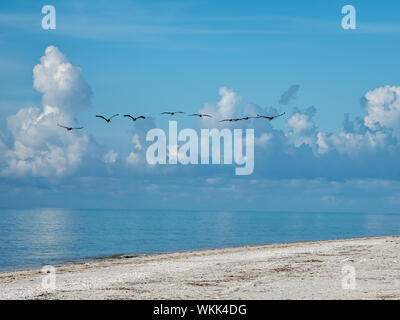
0, 236, 399, 300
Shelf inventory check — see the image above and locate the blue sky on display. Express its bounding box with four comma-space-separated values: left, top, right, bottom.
1, 0, 400, 212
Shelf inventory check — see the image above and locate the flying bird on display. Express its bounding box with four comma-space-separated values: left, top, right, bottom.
219, 118, 242, 122
124, 114, 146, 121
257, 112, 286, 120
96, 114, 119, 122
189, 113, 213, 118
239, 116, 258, 121
57, 124, 84, 131
160, 111, 185, 116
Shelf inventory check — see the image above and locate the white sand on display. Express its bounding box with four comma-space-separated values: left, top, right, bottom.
1, 236, 400, 300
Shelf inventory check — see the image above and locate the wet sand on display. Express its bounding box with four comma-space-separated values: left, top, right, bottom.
0, 236, 399, 300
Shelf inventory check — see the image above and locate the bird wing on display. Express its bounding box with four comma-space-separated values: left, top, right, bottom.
124, 114, 134, 120
203, 114, 212, 118
137, 116, 146, 119
57, 124, 68, 129
160, 112, 171, 115
73, 127, 84, 130
175, 111, 185, 114
189, 114, 198, 116
96, 115, 108, 121
110, 114, 119, 120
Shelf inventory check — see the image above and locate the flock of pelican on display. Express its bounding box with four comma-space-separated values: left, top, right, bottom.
57, 111, 285, 131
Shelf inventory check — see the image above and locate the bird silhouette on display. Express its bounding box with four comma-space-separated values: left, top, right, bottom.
57, 124, 84, 131
96, 114, 119, 122
219, 118, 242, 122
189, 113, 212, 118
160, 111, 185, 116
124, 114, 146, 121
239, 116, 258, 121
257, 112, 285, 120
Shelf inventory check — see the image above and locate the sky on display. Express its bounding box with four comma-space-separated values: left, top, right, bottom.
1, 0, 400, 212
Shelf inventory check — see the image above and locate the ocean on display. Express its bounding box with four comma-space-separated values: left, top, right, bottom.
0, 208, 399, 272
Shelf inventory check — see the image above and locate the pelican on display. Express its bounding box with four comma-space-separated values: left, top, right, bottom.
189, 113, 213, 118
160, 111, 185, 116
57, 124, 84, 131
219, 118, 242, 122
257, 112, 286, 120
96, 114, 119, 122
239, 116, 258, 120
124, 114, 146, 121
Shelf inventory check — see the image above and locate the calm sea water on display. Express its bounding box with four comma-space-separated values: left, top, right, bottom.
0, 208, 399, 272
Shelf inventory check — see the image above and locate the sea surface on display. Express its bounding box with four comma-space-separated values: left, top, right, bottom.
0, 208, 399, 272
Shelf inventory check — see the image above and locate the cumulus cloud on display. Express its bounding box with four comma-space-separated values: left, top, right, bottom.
0, 46, 94, 178
324, 130, 387, 156
2, 68, 400, 210
255, 132, 273, 148
2, 46, 400, 188
126, 151, 141, 165
261, 85, 400, 159
217, 87, 241, 118
2, 106, 90, 177
285, 106, 317, 150
125, 117, 157, 167
199, 87, 241, 126
131, 134, 142, 151
363, 85, 400, 137
33, 46, 92, 114
279, 84, 300, 105
309, 86, 400, 157
103, 150, 118, 164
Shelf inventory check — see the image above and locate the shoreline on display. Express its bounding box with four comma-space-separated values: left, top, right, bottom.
1, 235, 400, 299
3, 235, 398, 274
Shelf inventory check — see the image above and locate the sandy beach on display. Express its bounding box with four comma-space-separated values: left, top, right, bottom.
0, 236, 399, 300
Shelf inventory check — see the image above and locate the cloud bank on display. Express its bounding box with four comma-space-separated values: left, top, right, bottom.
1, 46, 400, 212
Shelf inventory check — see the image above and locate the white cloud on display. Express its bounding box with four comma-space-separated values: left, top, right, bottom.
103, 150, 118, 164
199, 86, 241, 126
217, 86, 240, 118
285, 108, 317, 150
2, 106, 89, 177
363, 85, 400, 137
126, 151, 141, 165
0, 46, 93, 178
316, 132, 329, 154
311, 86, 400, 156
33, 46, 92, 114
255, 132, 272, 148
132, 134, 142, 150
318, 130, 387, 156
